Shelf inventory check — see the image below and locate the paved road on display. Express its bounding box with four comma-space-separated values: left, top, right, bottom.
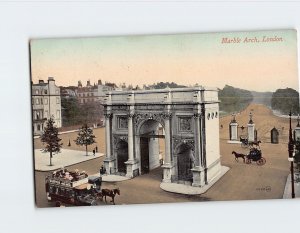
35, 103, 291, 207
35, 139, 289, 207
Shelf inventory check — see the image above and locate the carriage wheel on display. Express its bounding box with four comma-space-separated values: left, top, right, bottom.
246, 158, 251, 164
257, 157, 266, 166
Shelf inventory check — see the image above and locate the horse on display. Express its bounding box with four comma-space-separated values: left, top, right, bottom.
101, 188, 120, 205
232, 151, 246, 163
249, 140, 261, 148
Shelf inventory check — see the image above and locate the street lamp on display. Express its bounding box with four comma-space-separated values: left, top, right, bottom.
288, 111, 296, 198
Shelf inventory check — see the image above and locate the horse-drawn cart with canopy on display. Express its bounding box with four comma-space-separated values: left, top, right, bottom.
45, 169, 103, 207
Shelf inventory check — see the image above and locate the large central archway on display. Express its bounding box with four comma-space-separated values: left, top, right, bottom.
138, 119, 165, 175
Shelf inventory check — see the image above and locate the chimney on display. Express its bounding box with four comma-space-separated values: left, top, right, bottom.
98, 79, 102, 85
39, 80, 44, 84
48, 77, 55, 82
87, 80, 91, 86
78, 81, 82, 87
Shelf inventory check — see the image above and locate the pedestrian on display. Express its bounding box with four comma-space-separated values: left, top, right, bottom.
100, 165, 106, 177
95, 145, 98, 153
93, 149, 95, 156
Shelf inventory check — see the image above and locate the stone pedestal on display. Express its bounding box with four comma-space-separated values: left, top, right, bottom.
103, 157, 116, 175
125, 160, 138, 178
247, 123, 255, 142
191, 166, 205, 187
162, 164, 173, 183
229, 122, 238, 141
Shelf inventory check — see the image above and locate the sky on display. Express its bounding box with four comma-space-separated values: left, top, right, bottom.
30, 29, 299, 92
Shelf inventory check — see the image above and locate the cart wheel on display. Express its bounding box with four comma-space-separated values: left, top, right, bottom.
246, 158, 251, 164
55, 201, 62, 207
257, 158, 266, 166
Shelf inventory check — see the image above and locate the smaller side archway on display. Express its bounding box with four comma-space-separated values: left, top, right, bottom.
175, 143, 195, 182
116, 140, 128, 174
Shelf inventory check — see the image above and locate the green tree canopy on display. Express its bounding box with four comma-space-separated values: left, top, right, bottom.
218, 85, 253, 115
74, 124, 96, 156
40, 117, 63, 166
271, 88, 299, 115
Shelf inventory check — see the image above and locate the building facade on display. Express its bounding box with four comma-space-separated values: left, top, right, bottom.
32, 77, 62, 135
103, 86, 222, 188
77, 80, 114, 104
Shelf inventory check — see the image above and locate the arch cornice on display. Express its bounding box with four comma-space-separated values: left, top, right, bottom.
173, 136, 195, 154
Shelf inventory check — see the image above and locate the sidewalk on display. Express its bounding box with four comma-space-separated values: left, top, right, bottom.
34, 149, 104, 171
90, 173, 131, 182
282, 173, 300, 198
160, 166, 230, 195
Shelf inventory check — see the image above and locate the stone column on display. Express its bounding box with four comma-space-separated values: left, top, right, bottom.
127, 114, 134, 161
229, 113, 238, 141
230, 122, 238, 141
247, 123, 255, 142
125, 113, 138, 178
193, 113, 201, 167
247, 112, 255, 142
162, 112, 173, 183
103, 113, 115, 174
191, 112, 205, 187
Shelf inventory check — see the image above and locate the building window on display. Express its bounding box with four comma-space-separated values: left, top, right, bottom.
56, 90, 59, 94
56, 110, 60, 118
44, 90, 48, 94
44, 98, 48, 104
37, 124, 41, 131
35, 90, 39, 94
41, 98, 43, 104
56, 97, 60, 104
45, 110, 48, 118
118, 117, 128, 129
36, 112, 40, 120
179, 117, 192, 131
36, 98, 39, 104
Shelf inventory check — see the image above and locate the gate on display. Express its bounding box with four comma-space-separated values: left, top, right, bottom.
117, 141, 128, 173
140, 137, 150, 174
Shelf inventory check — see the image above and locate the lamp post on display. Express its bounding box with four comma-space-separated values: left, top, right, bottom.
288, 111, 295, 198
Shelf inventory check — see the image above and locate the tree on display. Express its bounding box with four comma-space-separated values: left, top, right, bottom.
40, 117, 63, 166
74, 124, 96, 156
271, 88, 299, 115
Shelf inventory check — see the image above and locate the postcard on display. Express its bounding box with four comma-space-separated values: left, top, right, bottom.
30, 29, 299, 207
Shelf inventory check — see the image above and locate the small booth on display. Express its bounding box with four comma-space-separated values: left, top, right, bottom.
271, 127, 279, 144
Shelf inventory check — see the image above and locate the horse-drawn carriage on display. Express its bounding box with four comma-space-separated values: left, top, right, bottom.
45, 169, 103, 206
45, 168, 120, 207
232, 147, 266, 166
245, 148, 266, 165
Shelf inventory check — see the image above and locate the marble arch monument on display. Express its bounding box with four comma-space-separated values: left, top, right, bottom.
103, 86, 222, 187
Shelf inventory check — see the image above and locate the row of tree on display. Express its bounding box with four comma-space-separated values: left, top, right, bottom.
271, 88, 299, 115
61, 98, 104, 127
41, 118, 96, 166
218, 85, 253, 115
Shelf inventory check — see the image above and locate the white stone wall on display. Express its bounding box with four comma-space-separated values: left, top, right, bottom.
204, 103, 221, 168
149, 138, 160, 170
